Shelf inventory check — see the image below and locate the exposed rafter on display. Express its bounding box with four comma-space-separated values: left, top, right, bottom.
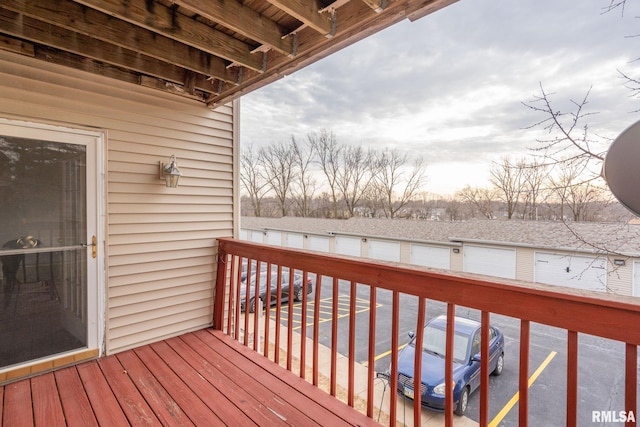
266, 0, 335, 36
0, 0, 458, 105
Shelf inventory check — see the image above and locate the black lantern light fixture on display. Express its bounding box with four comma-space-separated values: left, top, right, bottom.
159, 155, 182, 188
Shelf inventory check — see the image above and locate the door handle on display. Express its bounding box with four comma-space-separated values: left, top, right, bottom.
81, 235, 97, 259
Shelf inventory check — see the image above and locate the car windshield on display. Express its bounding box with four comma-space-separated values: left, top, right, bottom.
417, 324, 470, 364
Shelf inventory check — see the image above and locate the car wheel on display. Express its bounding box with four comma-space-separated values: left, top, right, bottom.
492, 353, 504, 376
454, 387, 469, 416
248, 297, 256, 313
294, 287, 304, 302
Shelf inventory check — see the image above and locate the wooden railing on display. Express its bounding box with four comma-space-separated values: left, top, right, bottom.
213, 238, 640, 426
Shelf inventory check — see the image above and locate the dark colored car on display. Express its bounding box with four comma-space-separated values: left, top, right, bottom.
393, 315, 504, 416
240, 265, 313, 312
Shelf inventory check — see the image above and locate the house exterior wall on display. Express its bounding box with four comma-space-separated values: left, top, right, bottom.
517, 247, 535, 282
0, 51, 236, 355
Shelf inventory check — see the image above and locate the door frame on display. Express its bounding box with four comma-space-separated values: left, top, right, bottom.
0, 117, 106, 366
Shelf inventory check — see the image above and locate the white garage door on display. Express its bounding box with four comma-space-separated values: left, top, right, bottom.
266, 231, 282, 246
249, 230, 264, 244
464, 245, 516, 279
336, 236, 361, 257
633, 262, 640, 297
308, 235, 330, 253
369, 240, 400, 262
535, 252, 606, 292
411, 244, 450, 269
286, 233, 304, 249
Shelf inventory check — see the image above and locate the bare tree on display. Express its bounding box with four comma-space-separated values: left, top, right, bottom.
523, 84, 607, 169
520, 158, 549, 220
456, 186, 498, 219
310, 129, 342, 218
489, 156, 525, 219
373, 148, 427, 218
548, 160, 608, 221
240, 144, 269, 217
260, 141, 296, 217
290, 136, 317, 217
336, 145, 374, 218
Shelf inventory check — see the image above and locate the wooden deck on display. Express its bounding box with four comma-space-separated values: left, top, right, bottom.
0, 329, 379, 426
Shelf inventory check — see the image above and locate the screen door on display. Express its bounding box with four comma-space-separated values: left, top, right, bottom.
0, 119, 100, 370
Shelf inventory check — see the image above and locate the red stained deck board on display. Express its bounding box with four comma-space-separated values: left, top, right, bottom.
3, 380, 33, 427
53, 367, 99, 427
97, 352, 162, 426
148, 340, 268, 426
132, 345, 228, 427
30, 374, 65, 427
165, 335, 292, 426
76, 361, 130, 427
0, 329, 380, 427
116, 349, 198, 427
196, 329, 380, 426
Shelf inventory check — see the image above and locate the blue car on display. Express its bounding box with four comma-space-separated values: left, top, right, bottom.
394, 315, 504, 416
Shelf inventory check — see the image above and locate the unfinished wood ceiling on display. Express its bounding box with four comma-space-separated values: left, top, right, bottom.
0, 0, 456, 108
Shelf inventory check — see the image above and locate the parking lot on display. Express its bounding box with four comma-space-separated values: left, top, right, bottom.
267, 277, 632, 426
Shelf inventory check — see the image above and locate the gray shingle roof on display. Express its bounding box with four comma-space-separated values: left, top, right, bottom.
241, 217, 640, 256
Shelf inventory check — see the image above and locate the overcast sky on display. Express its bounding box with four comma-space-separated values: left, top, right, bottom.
240, 0, 640, 196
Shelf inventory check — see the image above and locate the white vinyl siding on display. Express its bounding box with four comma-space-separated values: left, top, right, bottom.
463, 245, 516, 279
410, 244, 450, 269
535, 252, 606, 292
336, 236, 362, 257
369, 240, 401, 262
0, 50, 235, 355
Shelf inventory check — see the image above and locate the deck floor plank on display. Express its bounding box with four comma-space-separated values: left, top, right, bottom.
3, 380, 33, 427
116, 349, 197, 427
167, 335, 291, 425
98, 352, 163, 426
30, 373, 65, 427
0, 329, 380, 427
133, 345, 227, 426
182, 331, 329, 426
195, 329, 380, 426
150, 340, 266, 426
54, 367, 99, 427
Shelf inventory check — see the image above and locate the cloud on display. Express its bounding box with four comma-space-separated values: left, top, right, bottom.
240, 0, 640, 195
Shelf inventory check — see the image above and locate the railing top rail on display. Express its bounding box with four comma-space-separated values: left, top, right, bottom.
218, 238, 640, 345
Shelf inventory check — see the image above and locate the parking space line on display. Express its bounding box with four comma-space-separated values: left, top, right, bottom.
489, 350, 557, 427
362, 343, 408, 367
270, 295, 381, 331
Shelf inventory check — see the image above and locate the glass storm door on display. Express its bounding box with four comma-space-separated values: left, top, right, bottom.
0, 119, 100, 372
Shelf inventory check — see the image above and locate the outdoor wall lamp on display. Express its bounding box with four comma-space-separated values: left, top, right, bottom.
614, 259, 626, 266
452, 248, 460, 254
159, 155, 182, 188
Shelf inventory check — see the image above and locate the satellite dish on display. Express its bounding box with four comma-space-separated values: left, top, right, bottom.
602, 119, 640, 216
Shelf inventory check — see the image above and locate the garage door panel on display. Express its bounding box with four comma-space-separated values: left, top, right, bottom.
336, 236, 361, 257
535, 252, 606, 292
411, 244, 450, 269
369, 240, 400, 262
464, 245, 516, 279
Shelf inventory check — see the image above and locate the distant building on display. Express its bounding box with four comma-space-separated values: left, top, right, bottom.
241, 217, 640, 296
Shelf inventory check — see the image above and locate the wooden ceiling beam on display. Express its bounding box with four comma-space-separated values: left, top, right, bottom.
2, 0, 243, 82
266, 0, 334, 36
71, 0, 264, 71
207, 0, 457, 107
0, 8, 238, 87
360, 0, 388, 13
170, 0, 295, 56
